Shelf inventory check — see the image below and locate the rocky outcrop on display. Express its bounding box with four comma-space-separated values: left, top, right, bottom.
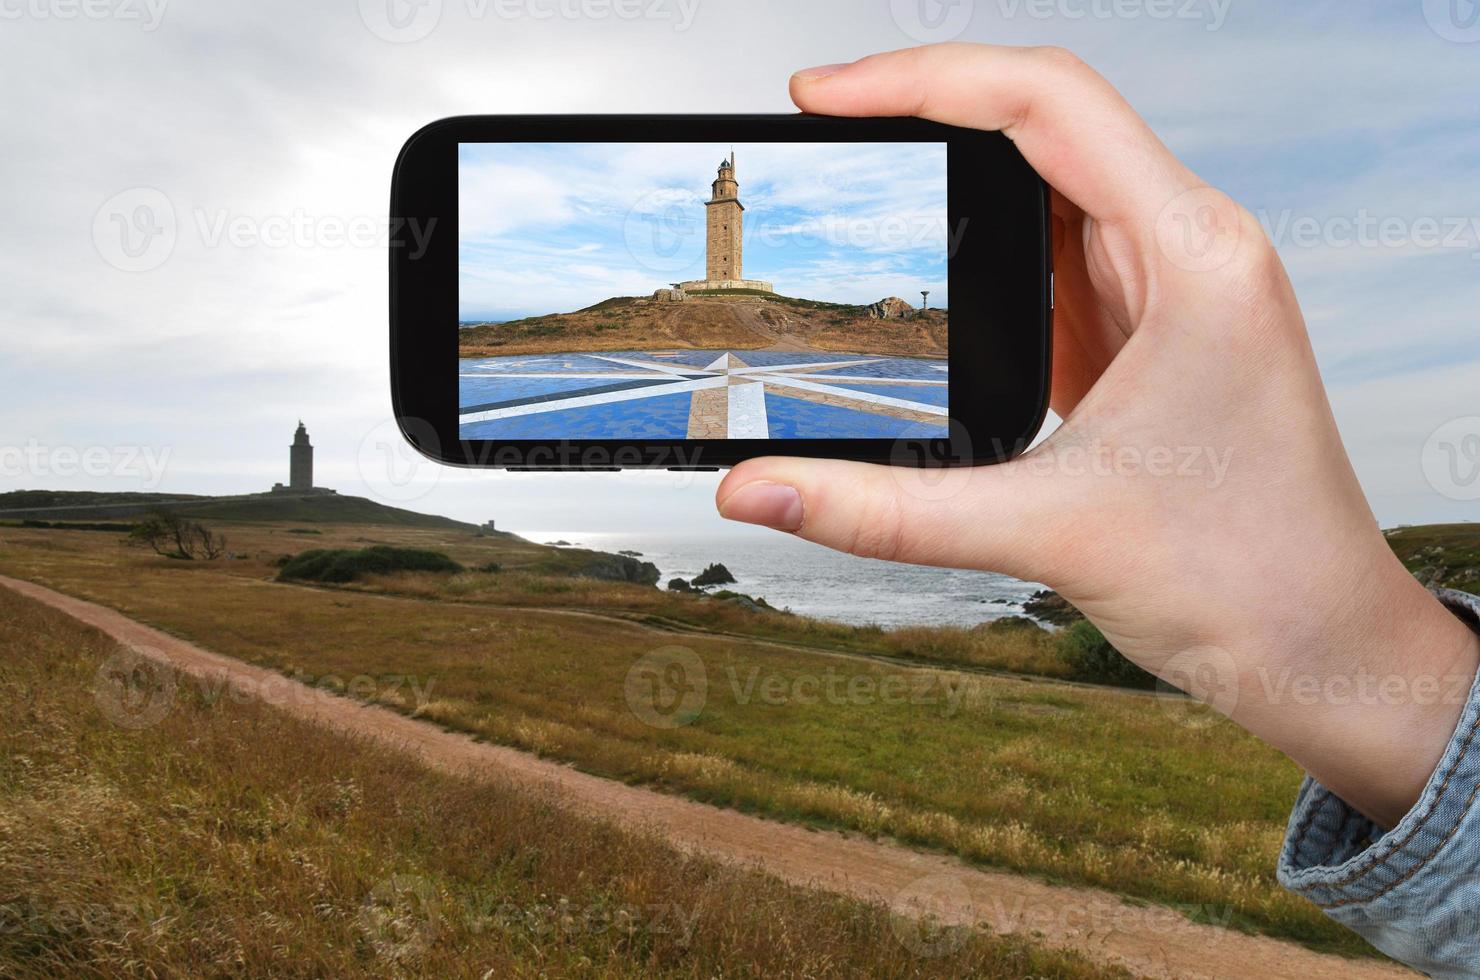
867, 296, 915, 319
577, 554, 661, 586
1022, 590, 1084, 626
692, 562, 737, 587
667, 578, 694, 592
652, 287, 687, 303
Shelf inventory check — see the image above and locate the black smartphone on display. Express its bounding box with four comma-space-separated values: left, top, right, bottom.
389, 114, 1052, 471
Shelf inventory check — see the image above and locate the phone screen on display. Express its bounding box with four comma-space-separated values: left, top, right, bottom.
456, 142, 950, 442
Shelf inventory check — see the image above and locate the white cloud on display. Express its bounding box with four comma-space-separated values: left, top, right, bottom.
1, 0, 1476, 533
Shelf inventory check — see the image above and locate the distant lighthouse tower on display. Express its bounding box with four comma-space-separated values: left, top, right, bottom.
289, 421, 314, 491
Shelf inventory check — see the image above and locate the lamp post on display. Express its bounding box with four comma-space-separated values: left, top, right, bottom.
920, 290, 930, 311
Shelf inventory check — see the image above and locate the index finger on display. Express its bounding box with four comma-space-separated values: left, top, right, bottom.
790, 43, 1198, 228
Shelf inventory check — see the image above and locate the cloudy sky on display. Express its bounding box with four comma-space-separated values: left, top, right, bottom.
459, 141, 949, 319
1, 0, 1477, 535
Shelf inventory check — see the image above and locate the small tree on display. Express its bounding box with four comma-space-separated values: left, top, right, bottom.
129, 510, 227, 561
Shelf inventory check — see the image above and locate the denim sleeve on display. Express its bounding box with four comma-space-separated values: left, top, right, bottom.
1277, 589, 1480, 977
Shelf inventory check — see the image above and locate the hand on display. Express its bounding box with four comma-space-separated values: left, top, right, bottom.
716, 44, 1480, 827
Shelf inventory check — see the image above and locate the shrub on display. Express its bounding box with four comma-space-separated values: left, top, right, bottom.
128, 510, 226, 561
277, 546, 463, 584
1056, 621, 1156, 689
982, 616, 1044, 635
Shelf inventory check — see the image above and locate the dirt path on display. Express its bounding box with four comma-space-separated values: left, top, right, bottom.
0, 574, 1412, 980
727, 303, 819, 352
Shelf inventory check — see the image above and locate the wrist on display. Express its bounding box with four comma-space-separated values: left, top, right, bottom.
1234, 554, 1480, 828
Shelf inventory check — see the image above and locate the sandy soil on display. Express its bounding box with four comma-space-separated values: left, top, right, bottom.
1, 573, 1414, 980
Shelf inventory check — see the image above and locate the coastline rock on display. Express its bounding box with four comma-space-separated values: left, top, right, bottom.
1022, 589, 1084, 626
576, 554, 661, 586
667, 578, 694, 592
712, 590, 772, 614
692, 562, 737, 587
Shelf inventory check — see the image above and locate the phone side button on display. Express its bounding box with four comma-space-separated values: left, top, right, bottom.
505, 467, 622, 472
668, 467, 720, 472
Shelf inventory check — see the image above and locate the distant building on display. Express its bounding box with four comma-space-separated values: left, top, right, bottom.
271, 421, 336, 495
481, 520, 498, 533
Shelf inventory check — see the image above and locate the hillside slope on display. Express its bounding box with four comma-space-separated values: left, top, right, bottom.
0, 490, 476, 531
460, 293, 948, 358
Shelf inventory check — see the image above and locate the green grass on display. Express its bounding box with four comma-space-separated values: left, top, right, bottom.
0, 588, 1126, 979
1386, 523, 1480, 594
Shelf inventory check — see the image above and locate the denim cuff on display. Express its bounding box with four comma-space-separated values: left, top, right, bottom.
1277, 589, 1480, 971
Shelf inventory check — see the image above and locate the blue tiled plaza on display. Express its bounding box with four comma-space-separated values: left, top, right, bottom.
459, 350, 949, 440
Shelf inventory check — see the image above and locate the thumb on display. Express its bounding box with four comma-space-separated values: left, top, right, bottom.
715, 456, 1072, 582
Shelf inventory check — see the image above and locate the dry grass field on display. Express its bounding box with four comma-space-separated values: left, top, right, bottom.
0, 520, 1373, 959
0, 586, 1133, 978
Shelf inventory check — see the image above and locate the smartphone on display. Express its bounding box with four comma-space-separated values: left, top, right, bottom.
389, 115, 1052, 470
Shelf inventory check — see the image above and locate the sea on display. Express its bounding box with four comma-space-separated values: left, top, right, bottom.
519, 529, 1043, 629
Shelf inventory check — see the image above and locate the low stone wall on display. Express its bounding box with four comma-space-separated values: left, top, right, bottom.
676, 278, 774, 293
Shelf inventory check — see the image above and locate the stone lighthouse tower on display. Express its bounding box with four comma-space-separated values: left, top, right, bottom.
289, 421, 313, 491
705, 153, 744, 283
675, 151, 772, 294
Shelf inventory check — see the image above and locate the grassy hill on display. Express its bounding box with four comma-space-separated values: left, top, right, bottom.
459, 292, 948, 358
1385, 523, 1480, 594
0, 490, 476, 532
0, 587, 1116, 979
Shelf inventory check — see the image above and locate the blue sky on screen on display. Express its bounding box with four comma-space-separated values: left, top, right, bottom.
458, 142, 949, 320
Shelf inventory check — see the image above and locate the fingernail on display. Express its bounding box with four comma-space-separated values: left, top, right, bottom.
718, 482, 804, 532
792, 63, 848, 81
